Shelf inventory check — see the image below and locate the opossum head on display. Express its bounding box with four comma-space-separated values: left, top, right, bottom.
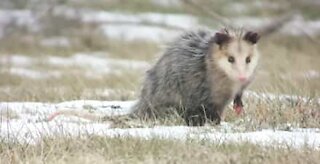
210, 28, 260, 83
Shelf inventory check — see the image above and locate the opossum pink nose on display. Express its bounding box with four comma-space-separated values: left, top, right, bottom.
238, 76, 247, 82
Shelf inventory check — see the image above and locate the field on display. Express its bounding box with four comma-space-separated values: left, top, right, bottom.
0, 0, 319, 163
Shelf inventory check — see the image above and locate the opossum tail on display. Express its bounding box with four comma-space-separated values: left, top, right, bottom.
45, 109, 103, 122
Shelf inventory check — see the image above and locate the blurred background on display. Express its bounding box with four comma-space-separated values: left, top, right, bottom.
0, 0, 319, 102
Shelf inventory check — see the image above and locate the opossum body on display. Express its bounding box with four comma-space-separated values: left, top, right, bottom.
46, 28, 260, 126
131, 28, 260, 126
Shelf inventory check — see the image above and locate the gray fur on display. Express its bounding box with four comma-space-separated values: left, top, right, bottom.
131, 29, 243, 126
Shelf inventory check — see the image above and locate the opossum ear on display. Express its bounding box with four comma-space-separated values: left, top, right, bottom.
214, 32, 231, 46
244, 31, 260, 44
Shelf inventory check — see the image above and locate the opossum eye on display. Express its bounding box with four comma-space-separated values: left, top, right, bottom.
246, 57, 251, 64
228, 56, 235, 63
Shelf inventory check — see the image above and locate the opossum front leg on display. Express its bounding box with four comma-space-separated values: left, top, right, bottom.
205, 103, 221, 125
233, 92, 244, 115
184, 105, 221, 126
184, 107, 206, 126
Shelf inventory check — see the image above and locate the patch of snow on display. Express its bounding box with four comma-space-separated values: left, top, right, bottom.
0, 55, 33, 67
40, 37, 71, 47
150, 0, 182, 7
82, 11, 198, 30
0, 9, 39, 38
0, 99, 319, 149
0, 100, 134, 118
82, 88, 136, 98
0, 53, 149, 79
100, 24, 181, 42
139, 13, 198, 29
55, 8, 200, 42
197, 129, 320, 149
225, 3, 248, 14
303, 70, 320, 79
225, 1, 285, 15
54, 100, 135, 116
280, 70, 320, 80
231, 16, 271, 29
6, 68, 61, 79
47, 53, 149, 70
51, 9, 320, 37
280, 15, 320, 36
230, 15, 320, 36
47, 54, 111, 74
52, 6, 81, 20
252, 1, 286, 10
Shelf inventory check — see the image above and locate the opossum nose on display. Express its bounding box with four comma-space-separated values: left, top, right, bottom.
238, 76, 247, 82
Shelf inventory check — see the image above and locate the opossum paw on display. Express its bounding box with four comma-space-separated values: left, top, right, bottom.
233, 104, 244, 115
185, 115, 205, 126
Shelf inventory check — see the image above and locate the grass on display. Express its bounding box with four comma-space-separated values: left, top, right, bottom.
0, 30, 159, 61
0, 137, 319, 164
0, 69, 142, 102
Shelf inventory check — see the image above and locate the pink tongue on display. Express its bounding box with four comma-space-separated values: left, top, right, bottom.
234, 105, 244, 115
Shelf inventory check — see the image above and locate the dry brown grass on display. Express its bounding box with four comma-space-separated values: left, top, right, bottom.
0, 31, 159, 61
0, 69, 142, 102
0, 137, 319, 164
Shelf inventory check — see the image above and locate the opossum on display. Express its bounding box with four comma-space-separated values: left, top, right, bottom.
46, 28, 260, 126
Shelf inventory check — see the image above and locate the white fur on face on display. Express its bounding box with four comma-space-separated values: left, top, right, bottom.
216, 40, 259, 82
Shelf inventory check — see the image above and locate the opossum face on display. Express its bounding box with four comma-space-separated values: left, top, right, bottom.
212, 30, 260, 83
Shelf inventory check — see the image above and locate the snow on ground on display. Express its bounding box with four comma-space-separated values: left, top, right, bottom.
2, 7, 319, 41
100, 24, 181, 42
0, 92, 319, 149
7, 67, 62, 79
80, 10, 199, 42
0, 55, 33, 67
150, 0, 182, 7
280, 70, 320, 80
49, 6, 200, 42
2, 53, 319, 80
40, 37, 71, 48
0, 9, 39, 38
231, 15, 320, 36
280, 15, 320, 36
0, 53, 149, 79
81, 88, 136, 98
77, 8, 320, 41
47, 53, 149, 70
79, 10, 199, 30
